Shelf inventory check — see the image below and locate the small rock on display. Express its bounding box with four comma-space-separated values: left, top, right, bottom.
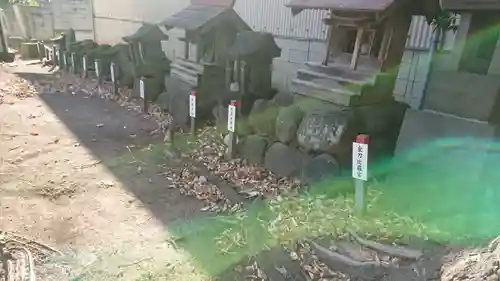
198, 176, 207, 183
248, 99, 279, 137
276, 105, 303, 144
264, 142, 309, 177
241, 135, 268, 165
301, 153, 340, 184
272, 91, 294, 107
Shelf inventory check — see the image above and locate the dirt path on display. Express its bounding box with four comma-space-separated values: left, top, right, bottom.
0, 63, 206, 280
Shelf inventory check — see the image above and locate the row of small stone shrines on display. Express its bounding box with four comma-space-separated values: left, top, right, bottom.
212, 91, 407, 184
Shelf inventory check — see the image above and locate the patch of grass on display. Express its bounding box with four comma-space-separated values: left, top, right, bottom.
168, 179, 447, 279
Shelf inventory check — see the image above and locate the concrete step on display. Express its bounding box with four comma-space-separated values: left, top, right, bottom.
171, 68, 197, 86
171, 62, 198, 78
175, 58, 203, 73
290, 78, 359, 106
297, 68, 370, 90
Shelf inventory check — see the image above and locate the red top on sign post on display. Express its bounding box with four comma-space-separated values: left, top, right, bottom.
191, 90, 197, 97
356, 134, 370, 144
231, 101, 240, 107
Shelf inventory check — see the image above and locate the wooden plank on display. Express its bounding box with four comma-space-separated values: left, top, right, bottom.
350, 26, 365, 70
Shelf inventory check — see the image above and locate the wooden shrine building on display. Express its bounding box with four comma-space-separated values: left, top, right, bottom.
286, 0, 437, 107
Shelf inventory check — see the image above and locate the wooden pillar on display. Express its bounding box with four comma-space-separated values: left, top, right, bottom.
184, 40, 189, 60
380, 12, 412, 72
323, 24, 334, 66
350, 26, 365, 70
378, 24, 392, 62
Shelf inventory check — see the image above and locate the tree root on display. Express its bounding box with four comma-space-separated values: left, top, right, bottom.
349, 231, 423, 260
311, 242, 385, 280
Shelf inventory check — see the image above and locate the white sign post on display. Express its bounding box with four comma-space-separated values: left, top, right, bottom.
352, 134, 370, 214
189, 91, 196, 118
189, 91, 197, 135
110, 63, 115, 82
110, 62, 118, 95
140, 77, 148, 113
63, 54, 68, 71
227, 101, 236, 133
226, 100, 237, 158
71, 53, 76, 73
82, 56, 88, 78
139, 79, 145, 99
94, 60, 100, 82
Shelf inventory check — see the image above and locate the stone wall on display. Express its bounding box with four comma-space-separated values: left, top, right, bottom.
214, 92, 408, 184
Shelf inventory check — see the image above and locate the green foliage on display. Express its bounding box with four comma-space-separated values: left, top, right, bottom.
426, 11, 459, 32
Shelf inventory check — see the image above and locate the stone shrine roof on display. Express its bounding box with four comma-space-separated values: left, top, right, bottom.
226, 31, 281, 59
161, 4, 249, 33
286, 0, 396, 12
122, 23, 169, 43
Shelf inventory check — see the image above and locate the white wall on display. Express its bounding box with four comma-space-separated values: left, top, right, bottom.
92, 0, 189, 45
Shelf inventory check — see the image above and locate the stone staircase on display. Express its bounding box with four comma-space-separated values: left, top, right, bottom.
291, 62, 394, 106
170, 58, 202, 86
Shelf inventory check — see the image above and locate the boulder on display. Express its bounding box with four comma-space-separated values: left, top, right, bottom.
272, 91, 294, 107
264, 142, 309, 177
241, 135, 268, 165
275, 105, 303, 144
301, 154, 340, 184
297, 109, 363, 160
248, 99, 279, 137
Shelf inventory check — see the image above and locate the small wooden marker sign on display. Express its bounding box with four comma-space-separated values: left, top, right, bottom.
227, 101, 237, 133
94, 60, 100, 80
139, 79, 145, 99
189, 91, 196, 118
110, 63, 116, 83
82, 56, 88, 78
71, 53, 76, 73
352, 134, 370, 214
189, 90, 197, 135
63, 53, 68, 70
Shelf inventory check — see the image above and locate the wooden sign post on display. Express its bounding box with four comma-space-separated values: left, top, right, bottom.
71, 52, 76, 74
352, 134, 370, 214
140, 77, 148, 113
110, 62, 118, 95
82, 55, 88, 78
62, 52, 68, 71
94, 59, 102, 85
226, 100, 237, 159
189, 90, 197, 136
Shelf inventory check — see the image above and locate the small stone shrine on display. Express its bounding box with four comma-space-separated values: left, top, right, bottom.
224, 31, 281, 114
158, 0, 250, 130
123, 23, 170, 101
287, 0, 416, 106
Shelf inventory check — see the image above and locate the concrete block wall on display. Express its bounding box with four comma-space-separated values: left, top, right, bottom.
394, 50, 431, 109
271, 37, 326, 92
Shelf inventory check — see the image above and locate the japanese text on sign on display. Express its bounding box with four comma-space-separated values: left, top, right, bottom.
352, 142, 368, 181
189, 92, 196, 118
227, 103, 236, 132
140, 79, 145, 99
